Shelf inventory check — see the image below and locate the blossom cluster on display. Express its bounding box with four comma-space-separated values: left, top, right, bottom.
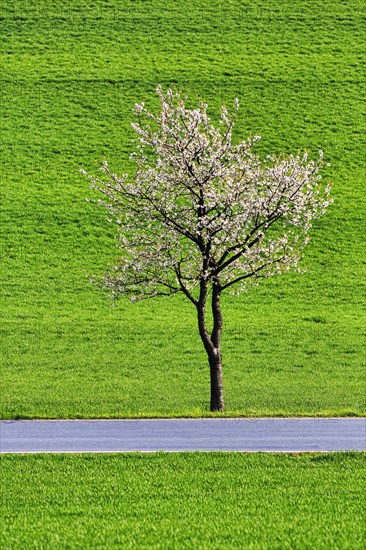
83, 85, 332, 302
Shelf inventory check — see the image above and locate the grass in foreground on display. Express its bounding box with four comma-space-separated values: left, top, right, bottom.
1, 0, 364, 418
1, 453, 365, 549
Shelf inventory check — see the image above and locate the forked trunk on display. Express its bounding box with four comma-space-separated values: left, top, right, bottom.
197, 277, 225, 412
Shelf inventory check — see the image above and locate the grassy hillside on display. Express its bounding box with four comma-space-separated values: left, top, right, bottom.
1, 0, 364, 418
2, 453, 365, 548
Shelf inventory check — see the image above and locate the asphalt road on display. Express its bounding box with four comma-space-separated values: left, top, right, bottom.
1, 418, 365, 453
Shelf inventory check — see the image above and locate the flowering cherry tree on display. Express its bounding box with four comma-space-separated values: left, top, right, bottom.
83, 85, 332, 412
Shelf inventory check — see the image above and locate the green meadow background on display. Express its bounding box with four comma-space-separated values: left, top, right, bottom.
1, 0, 365, 418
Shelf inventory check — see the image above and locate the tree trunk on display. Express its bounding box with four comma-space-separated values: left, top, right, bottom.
196, 277, 225, 412
209, 349, 225, 412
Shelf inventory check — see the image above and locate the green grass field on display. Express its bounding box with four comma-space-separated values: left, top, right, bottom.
1, 453, 365, 548
1, 0, 365, 418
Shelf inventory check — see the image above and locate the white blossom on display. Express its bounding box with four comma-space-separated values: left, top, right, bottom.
82, 86, 332, 303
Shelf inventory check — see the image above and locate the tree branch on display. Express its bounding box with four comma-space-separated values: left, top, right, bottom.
220, 256, 286, 291
215, 213, 281, 273
174, 263, 198, 306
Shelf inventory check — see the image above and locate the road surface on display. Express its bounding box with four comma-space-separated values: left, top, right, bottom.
1, 418, 365, 453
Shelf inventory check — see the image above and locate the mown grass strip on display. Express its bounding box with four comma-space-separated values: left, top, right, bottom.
1, 452, 364, 549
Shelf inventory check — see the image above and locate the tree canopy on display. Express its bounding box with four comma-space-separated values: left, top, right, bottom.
83, 86, 331, 304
